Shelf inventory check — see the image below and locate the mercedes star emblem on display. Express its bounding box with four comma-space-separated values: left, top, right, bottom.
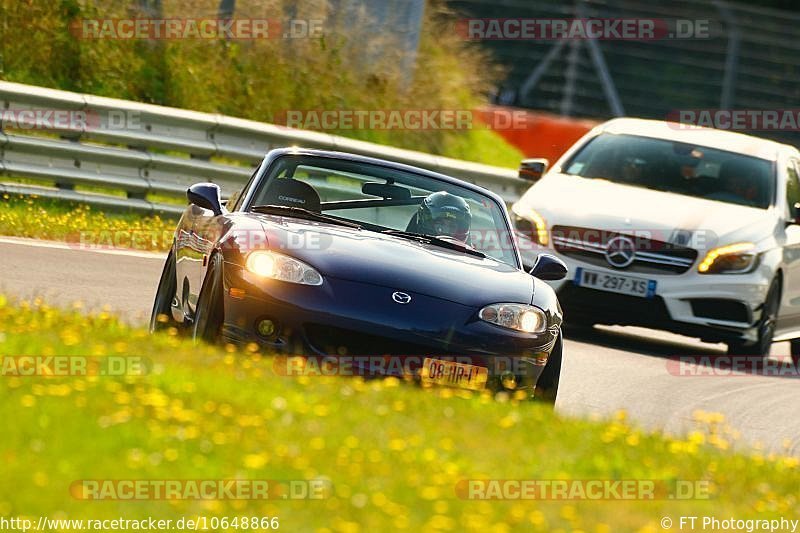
605, 236, 636, 268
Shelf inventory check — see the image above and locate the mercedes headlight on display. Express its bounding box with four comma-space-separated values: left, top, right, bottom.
697, 242, 758, 274
479, 303, 546, 333
512, 205, 549, 246
245, 251, 323, 285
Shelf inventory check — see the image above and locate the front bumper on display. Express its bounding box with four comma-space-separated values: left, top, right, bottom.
220, 262, 560, 384
545, 253, 770, 344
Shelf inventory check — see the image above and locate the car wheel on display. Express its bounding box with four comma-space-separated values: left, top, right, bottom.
727, 277, 780, 357
149, 249, 178, 333
192, 253, 225, 343
534, 333, 562, 405
790, 339, 800, 367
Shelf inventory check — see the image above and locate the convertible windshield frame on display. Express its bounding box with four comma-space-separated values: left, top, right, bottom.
244, 153, 522, 268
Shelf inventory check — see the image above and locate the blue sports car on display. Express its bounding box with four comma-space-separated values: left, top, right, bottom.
150, 148, 567, 401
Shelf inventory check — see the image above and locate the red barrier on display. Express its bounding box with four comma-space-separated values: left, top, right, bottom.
476, 106, 597, 164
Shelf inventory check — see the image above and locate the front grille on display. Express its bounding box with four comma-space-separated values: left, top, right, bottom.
304, 324, 440, 356
690, 299, 750, 324
558, 284, 672, 326
552, 225, 697, 274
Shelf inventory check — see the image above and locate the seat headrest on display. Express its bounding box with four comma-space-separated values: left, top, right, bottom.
261, 179, 321, 212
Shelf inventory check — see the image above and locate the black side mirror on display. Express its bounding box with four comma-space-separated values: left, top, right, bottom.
518, 158, 549, 182
529, 253, 568, 281
187, 183, 225, 216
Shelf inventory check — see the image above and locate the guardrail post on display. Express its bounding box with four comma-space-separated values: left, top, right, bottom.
54, 137, 79, 191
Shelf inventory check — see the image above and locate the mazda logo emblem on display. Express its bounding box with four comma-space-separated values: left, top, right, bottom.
605, 236, 636, 268
392, 291, 412, 304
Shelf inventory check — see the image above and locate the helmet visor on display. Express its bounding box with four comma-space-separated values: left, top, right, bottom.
431, 211, 470, 241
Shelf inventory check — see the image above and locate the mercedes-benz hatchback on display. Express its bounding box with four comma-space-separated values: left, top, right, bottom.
513, 118, 800, 360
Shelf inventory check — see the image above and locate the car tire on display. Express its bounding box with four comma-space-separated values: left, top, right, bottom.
790, 339, 800, 367
192, 253, 225, 344
149, 249, 178, 333
726, 277, 780, 357
534, 333, 562, 405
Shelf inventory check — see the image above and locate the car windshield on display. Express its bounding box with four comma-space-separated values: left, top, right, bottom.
247, 155, 519, 267
561, 133, 775, 209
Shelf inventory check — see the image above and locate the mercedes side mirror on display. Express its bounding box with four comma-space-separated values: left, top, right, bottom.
529, 253, 568, 281
518, 158, 549, 182
187, 183, 225, 216
788, 204, 800, 226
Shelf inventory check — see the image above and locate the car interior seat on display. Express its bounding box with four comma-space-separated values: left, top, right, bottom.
259, 178, 322, 212
717, 159, 767, 207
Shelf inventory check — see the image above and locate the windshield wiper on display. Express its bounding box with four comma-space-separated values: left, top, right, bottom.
250, 204, 362, 229
381, 230, 485, 258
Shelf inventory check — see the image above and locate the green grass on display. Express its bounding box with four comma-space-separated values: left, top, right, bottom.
0, 1, 522, 168
0, 194, 176, 250
0, 297, 798, 531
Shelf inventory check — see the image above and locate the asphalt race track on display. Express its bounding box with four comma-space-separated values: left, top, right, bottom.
2, 236, 798, 456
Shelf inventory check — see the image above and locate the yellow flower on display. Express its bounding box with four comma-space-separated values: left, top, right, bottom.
243, 453, 269, 469
20, 395, 36, 407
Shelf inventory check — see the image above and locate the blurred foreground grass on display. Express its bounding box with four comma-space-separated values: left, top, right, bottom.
0, 297, 798, 531
0, 194, 176, 251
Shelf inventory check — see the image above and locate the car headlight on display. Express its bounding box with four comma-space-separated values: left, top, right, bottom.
245, 251, 323, 285
479, 303, 547, 333
697, 242, 758, 274
512, 205, 549, 246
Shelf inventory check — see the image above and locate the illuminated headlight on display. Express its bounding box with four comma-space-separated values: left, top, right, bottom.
697, 242, 758, 274
479, 303, 547, 333
245, 251, 323, 285
512, 205, 549, 246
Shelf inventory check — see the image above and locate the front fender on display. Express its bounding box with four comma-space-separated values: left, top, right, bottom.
532, 276, 563, 331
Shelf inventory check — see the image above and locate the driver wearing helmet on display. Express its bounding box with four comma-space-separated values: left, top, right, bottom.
410, 191, 472, 243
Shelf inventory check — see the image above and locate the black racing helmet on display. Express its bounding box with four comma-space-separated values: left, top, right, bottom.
415, 191, 472, 241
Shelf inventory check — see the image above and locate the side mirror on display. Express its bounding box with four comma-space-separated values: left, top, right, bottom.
518, 158, 549, 182
187, 183, 225, 216
529, 253, 568, 281
788, 203, 800, 226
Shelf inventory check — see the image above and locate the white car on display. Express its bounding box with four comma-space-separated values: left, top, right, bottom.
512, 117, 800, 360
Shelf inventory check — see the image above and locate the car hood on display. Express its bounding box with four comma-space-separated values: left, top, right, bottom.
252, 214, 534, 307
517, 173, 777, 248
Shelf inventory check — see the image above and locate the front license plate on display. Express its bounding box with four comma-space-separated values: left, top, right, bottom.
421, 358, 488, 391
574, 267, 656, 298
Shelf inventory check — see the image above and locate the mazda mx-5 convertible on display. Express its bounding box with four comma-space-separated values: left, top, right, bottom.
150, 148, 567, 401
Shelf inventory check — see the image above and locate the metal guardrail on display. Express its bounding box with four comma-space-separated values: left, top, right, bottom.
0, 81, 525, 216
